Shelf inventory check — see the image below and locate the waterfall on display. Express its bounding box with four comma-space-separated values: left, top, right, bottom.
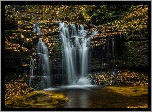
59, 22, 97, 85
29, 23, 51, 90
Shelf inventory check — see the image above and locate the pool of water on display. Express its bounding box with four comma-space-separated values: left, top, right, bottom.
44, 85, 99, 108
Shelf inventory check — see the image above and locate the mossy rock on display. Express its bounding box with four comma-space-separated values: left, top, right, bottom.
5, 91, 68, 108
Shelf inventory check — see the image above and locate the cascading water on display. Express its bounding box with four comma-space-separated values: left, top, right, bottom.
29, 23, 51, 90
30, 58, 35, 77
37, 38, 51, 77
59, 22, 98, 85
29, 21, 97, 89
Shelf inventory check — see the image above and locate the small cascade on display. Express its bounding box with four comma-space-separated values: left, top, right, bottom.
29, 23, 51, 90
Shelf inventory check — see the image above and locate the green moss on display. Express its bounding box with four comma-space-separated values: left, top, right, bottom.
88, 86, 148, 108
107, 86, 148, 97
108, 86, 148, 97
5, 91, 68, 108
